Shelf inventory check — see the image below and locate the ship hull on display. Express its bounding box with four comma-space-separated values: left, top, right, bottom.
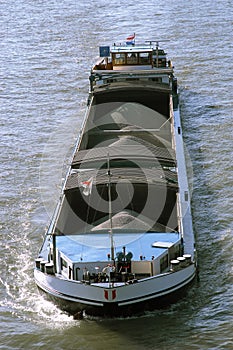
34, 40, 197, 319
35, 264, 196, 317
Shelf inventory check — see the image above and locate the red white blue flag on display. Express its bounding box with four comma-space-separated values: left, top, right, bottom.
126, 33, 135, 45
80, 177, 93, 196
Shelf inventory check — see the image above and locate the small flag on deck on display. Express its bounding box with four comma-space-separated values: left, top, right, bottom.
80, 177, 93, 196
126, 33, 135, 45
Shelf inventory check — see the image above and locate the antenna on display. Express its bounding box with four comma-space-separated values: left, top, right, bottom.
107, 154, 114, 261
145, 39, 170, 46
145, 40, 169, 68
145, 40, 159, 47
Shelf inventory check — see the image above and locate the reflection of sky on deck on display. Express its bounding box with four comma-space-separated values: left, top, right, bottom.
56, 232, 180, 262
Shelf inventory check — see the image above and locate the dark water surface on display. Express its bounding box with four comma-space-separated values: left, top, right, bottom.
0, 0, 233, 349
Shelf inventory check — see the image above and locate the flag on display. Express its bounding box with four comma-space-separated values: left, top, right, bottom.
126, 33, 135, 45
80, 177, 93, 196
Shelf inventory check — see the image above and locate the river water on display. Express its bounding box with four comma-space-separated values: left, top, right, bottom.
0, 0, 232, 349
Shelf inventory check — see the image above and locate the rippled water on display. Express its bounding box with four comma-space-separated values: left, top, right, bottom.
0, 0, 232, 349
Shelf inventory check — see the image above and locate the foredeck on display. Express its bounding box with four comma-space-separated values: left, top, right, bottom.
56, 232, 180, 263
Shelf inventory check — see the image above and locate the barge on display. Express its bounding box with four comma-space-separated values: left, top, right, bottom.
34, 37, 196, 317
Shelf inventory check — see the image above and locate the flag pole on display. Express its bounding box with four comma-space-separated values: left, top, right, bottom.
107, 153, 114, 261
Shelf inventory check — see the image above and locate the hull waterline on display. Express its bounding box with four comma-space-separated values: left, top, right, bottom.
34, 263, 196, 317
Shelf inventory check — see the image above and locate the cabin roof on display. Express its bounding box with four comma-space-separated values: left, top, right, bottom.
111, 46, 153, 54
56, 232, 180, 263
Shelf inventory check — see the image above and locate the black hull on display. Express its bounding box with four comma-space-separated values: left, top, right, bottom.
37, 276, 196, 318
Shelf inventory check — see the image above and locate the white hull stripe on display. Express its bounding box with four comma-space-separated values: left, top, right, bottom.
36, 278, 104, 307
36, 271, 195, 308
119, 272, 196, 306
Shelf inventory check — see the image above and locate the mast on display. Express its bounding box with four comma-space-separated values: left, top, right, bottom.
155, 40, 159, 68
107, 154, 114, 261
145, 40, 169, 68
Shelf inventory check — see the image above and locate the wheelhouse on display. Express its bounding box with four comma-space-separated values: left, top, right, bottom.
93, 44, 169, 71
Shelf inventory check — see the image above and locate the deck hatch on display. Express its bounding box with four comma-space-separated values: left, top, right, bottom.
65, 167, 178, 192
72, 145, 176, 168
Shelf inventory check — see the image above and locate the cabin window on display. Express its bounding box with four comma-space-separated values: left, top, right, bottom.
139, 52, 151, 64
113, 53, 126, 65
170, 244, 181, 260
126, 52, 138, 64
160, 255, 168, 272
153, 57, 166, 67
61, 257, 68, 270
159, 58, 166, 67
